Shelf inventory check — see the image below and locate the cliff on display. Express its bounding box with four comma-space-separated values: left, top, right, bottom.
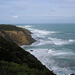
0, 36, 55, 75
0, 24, 35, 46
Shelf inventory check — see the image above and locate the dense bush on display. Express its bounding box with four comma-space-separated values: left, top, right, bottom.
0, 36, 55, 75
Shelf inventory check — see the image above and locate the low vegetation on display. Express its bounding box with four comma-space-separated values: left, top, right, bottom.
0, 36, 55, 75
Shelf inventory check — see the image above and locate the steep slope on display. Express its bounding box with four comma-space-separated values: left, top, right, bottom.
0, 36, 55, 75
0, 24, 35, 46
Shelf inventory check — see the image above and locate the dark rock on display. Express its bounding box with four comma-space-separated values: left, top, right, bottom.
30, 50, 33, 51
70, 74, 75, 75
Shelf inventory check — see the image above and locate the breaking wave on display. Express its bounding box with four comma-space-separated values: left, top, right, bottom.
19, 24, 75, 75
48, 37, 75, 46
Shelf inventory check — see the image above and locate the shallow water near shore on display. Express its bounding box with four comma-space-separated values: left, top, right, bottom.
18, 24, 75, 75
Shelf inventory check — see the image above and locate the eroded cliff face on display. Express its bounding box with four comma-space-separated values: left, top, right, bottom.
0, 25, 35, 46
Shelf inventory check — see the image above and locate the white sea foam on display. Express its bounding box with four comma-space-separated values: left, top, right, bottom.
25, 26, 57, 38
48, 48, 74, 57
51, 66, 72, 75
69, 39, 75, 42
48, 37, 69, 45
48, 49, 55, 53
51, 51, 74, 56
27, 48, 74, 75
17, 25, 32, 29
35, 39, 53, 46
31, 29, 54, 35
24, 25, 32, 28
48, 37, 75, 46
28, 48, 50, 63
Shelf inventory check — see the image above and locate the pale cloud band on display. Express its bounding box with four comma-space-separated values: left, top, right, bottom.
0, 0, 75, 23
12, 16, 18, 18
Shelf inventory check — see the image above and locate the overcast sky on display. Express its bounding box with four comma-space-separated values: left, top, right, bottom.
0, 0, 75, 24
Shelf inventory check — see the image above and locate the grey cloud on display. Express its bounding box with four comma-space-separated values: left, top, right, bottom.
49, 10, 56, 12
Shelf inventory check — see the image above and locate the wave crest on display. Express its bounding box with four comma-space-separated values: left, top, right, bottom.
49, 37, 75, 46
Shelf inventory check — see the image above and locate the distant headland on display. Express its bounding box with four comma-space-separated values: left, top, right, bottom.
0, 24, 35, 46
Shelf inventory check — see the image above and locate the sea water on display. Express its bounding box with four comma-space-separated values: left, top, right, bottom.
17, 24, 75, 75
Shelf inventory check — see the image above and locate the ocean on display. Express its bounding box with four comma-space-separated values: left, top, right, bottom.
17, 24, 75, 75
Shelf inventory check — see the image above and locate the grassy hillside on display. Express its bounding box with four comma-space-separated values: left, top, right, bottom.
0, 36, 55, 75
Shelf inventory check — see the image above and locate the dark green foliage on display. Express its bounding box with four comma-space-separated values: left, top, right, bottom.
0, 60, 54, 75
0, 36, 55, 75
